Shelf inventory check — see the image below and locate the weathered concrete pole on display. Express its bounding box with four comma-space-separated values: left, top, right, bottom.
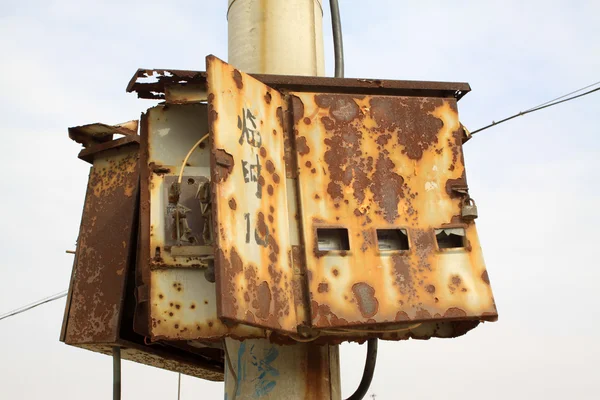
228, 0, 325, 76
225, 0, 341, 399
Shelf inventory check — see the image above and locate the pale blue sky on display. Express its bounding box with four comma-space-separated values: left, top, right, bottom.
1, 1, 599, 399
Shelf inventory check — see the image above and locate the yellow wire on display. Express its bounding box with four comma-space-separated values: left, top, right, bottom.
288, 331, 322, 342
285, 323, 422, 341
178, 133, 210, 184
175, 133, 209, 246
320, 323, 422, 335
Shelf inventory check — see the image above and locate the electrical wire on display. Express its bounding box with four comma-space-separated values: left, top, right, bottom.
524, 80, 600, 112
471, 82, 600, 136
289, 323, 421, 342
0, 290, 68, 322
346, 339, 378, 400
288, 331, 323, 342
175, 133, 210, 246
178, 133, 210, 185
329, 0, 344, 78
328, 2, 376, 398
325, 323, 422, 335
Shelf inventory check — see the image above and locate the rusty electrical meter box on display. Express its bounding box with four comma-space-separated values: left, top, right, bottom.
63, 55, 496, 377
61, 122, 224, 380
128, 56, 497, 344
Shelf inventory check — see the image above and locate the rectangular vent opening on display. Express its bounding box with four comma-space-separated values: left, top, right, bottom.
377, 229, 409, 251
317, 228, 350, 251
435, 228, 466, 249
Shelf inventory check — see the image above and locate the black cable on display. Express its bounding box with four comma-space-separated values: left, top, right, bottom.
345, 339, 378, 400
471, 84, 600, 136
113, 347, 121, 400
328, 2, 377, 399
329, 0, 344, 78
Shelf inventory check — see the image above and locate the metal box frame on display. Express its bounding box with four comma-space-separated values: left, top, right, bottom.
61, 124, 224, 380
128, 56, 497, 345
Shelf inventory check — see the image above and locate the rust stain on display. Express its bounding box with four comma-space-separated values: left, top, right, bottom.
481, 270, 490, 285
352, 282, 379, 319
370, 153, 404, 223
317, 283, 329, 293
228, 198, 237, 210
444, 307, 467, 318
214, 149, 234, 182
296, 136, 310, 155
369, 96, 444, 160
292, 90, 497, 333
232, 69, 243, 89
256, 281, 272, 320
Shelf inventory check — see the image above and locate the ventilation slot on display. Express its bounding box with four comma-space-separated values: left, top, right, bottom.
377, 229, 409, 251
435, 228, 465, 249
317, 228, 350, 251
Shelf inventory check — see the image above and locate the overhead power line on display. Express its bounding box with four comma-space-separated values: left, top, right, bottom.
471, 81, 600, 136
524, 80, 600, 112
0, 290, 68, 322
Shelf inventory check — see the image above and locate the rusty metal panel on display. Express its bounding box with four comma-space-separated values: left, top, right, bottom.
68, 120, 138, 148
76, 341, 223, 381
292, 92, 497, 329
126, 66, 470, 101
63, 132, 229, 380
140, 103, 266, 341
62, 140, 139, 344
206, 56, 297, 332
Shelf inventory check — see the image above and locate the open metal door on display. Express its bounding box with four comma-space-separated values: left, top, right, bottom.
206, 56, 298, 332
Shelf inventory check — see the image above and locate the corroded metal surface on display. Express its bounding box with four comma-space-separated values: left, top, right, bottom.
68, 120, 138, 148
149, 268, 265, 340
139, 103, 266, 341
127, 66, 470, 102
77, 341, 224, 381
62, 131, 229, 379
207, 56, 297, 332
129, 57, 495, 344
292, 92, 497, 328
62, 140, 140, 344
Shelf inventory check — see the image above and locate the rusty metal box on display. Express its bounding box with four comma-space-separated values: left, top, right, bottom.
128, 56, 497, 345
61, 123, 224, 380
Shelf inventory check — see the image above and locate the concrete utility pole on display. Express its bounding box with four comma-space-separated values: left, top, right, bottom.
225, 1, 341, 399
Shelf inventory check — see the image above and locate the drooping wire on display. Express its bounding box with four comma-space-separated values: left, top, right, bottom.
178, 133, 210, 185
329, 0, 344, 78
175, 133, 210, 246
346, 339, 378, 400
470, 82, 600, 136
0, 290, 68, 322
